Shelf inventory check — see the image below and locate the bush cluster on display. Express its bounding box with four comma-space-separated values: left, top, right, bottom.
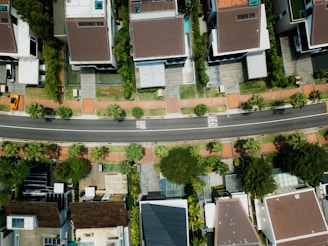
313, 70, 328, 80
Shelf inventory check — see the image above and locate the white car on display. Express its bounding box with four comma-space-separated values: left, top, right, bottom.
6, 64, 14, 83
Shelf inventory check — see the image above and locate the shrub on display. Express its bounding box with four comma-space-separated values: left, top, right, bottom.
26, 103, 45, 119
132, 107, 144, 119
106, 104, 124, 120
56, 106, 73, 119
194, 103, 207, 116
290, 92, 307, 108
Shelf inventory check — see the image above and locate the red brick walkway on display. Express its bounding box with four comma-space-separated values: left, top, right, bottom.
83, 99, 95, 114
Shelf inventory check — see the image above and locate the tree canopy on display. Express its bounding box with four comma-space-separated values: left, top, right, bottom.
280, 143, 328, 186
241, 157, 276, 198
160, 147, 204, 184
125, 143, 144, 163
0, 157, 30, 189
54, 158, 90, 183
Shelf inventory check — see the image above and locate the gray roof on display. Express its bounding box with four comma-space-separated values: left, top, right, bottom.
141, 203, 188, 246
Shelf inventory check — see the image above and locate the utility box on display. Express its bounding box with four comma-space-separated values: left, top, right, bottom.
0, 85, 6, 93
98, 164, 103, 172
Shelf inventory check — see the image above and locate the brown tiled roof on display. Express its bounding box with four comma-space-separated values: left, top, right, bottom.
65, 18, 110, 62
217, 6, 261, 53
215, 198, 260, 246
277, 235, 328, 246
70, 202, 128, 229
266, 189, 328, 242
131, 17, 185, 60
5, 201, 61, 228
0, 0, 17, 53
217, 0, 248, 9
129, 0, 175, 13
311, 2, 328, 46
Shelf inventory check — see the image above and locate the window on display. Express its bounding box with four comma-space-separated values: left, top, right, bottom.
95, 1, 103, 10
44, 238, 61, 246
0, 5, 7, 11
78, 21, 104, 27
237, 12, 258, 20
0, 18, 8, 23
11, 15, 17, 25
30, 39, 37, 56
134, 6, 141, 13
12, 218, 24, 228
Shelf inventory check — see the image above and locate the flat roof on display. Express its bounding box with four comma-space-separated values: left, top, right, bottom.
65, 0, 105, 18
246, 51, 267, 79
18, 59, 39, 84
136, 62, 166, 88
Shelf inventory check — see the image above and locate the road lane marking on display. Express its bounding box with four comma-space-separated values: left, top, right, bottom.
0, 113, 326, 133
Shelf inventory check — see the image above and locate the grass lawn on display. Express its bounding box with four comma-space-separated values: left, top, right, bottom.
72, 109, 82, 116
125, 108, 166, 117
205, 87, 224, 98
65, 86, 81, 101
96, 86, 125, 101
315, 79, 327, 85
180, 84, 196, 99
271, 84, 298, 91
25, 87, 49, 99
138, 91, 158, 101
108, 145, 126, 152
321, 91, 328, 99
258, 135, 277, 144
181, 105, 227, 114
239, 80, 269, 95
318, 127, 328, 136
96, 109, 107, 117
102, 163, 121, 170
0, 104, 11, 112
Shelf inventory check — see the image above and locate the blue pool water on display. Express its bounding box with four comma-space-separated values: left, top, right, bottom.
184, 18, 190, 33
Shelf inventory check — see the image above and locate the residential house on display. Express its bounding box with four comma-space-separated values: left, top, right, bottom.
272, 0, 328, 53
54, 0, 117, 69
5, 190, 72, 246
255, 187, 328, 245
0, 208, 12, 246
207, 0, 270, 79
129, 0, 188, 88
214, 197, 260, 246
0, 0, 43, 84
140, 199, 189, 246
70, 201, 129, 245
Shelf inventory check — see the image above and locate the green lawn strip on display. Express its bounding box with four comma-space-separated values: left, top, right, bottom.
25, 87, 49, 99
181, 105, 227, 114
271, 84, 299, 91
108, 146, 126, 152
239, 80, 269, 95
138, 92, 158, 101
258, 135, 277, 144
65, 86, 81, 101
318, 128, 328, 136
72, 109, 82, 116
205, 87, 224, 98
101, 162, 121, 170
314, 79, 327, 85
124, 108, 166, 117
154, 142, 208, 152
179, 84, 196, 99
321, 91, 328, 99
96, 109, 107, 117
96, 71, 123, 85
96, 86, 125, 101
266, 98, 290, 107
0, 104, 11, 112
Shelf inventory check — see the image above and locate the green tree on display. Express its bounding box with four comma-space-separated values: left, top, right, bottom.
106, 104, 124, 120
286, 133, 306, 150
54, 158, 90, 183
56, 106, 73, 119
309, 90, 322, 103
154, 145, 169, 158
125, 143, 144, 163
241, 157, 276, 198
194, 103, 207, 116
290, 92, 307, 108
132, 107, 144, 119
242, 138, 261, 157
2, 141, 20, 156
281, 143, 328, 186
160, 147, 204, 184
24, 142, 47, 161
89, 146, 109, 162
207, 140, 224, 154
190, 176, 205, 193
68, 144, 87, 158
119, 160, 132, 175
26, 103, 45, 119
0, 157, 30, 189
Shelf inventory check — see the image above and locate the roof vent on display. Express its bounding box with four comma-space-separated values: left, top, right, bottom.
295, 194, 300, 199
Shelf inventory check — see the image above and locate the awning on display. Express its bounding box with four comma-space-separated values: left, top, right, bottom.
246, 51, 268, 79
18, 58, 39, 84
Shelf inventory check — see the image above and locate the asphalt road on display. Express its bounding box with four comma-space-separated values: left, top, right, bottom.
0, 103, 327, 142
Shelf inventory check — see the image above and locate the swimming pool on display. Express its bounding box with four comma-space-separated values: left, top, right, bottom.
184, 17, 190, 33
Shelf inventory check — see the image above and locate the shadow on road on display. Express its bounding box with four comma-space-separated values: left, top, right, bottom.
273, 109, 285, 115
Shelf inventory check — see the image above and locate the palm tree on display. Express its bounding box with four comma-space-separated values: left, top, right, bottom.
309, 90, 322, 103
